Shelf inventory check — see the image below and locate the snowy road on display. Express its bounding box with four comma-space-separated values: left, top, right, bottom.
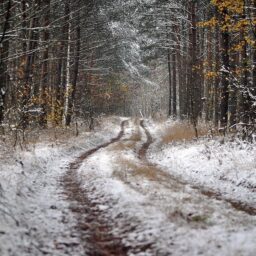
0, 117, 255, 255
63, 118, 256, 255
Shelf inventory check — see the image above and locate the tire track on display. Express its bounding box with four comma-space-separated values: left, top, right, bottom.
139, 121, 256, 216
62, 120, 129, 256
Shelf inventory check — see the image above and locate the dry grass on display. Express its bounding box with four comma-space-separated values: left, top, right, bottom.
0, 118, 98, 163
113, 158, 165, 181
24, 124, 88, 145
0, 115, 113, 149
130, 119, 142, 141
110, 140, 137, 151
111, 121, 142, 151
133, 164, 159, 180
128, 131, 141, 142
161, 121, 212, 144
0, 125, 86, 162
111, 132, 141, 151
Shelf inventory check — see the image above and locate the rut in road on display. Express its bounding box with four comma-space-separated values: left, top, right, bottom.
62, 120, 129, 256
138, 120, 153, 160
139, 121, 256, 216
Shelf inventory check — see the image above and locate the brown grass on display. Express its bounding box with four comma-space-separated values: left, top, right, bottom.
0, 115, 115, 149
161, 122, 212, 144
133, 164, 159, 180
110, 140, 137, 151
0, 118, 98, 163
113, 158, 164, 181
116, 120, 141, 150
128, 131, 141, 142
112, 122, 141, 151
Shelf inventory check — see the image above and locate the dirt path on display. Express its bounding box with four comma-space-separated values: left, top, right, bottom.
62, 120, 129, 256
1, 118, 254, 256
61, 119, 255, 256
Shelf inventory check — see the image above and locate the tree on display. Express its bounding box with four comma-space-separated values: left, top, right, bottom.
0, 0, 11, 124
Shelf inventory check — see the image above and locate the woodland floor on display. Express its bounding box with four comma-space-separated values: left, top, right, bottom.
0, 117, 255, 256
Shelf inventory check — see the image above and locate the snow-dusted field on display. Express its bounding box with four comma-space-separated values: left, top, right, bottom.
0, 117, 255, 256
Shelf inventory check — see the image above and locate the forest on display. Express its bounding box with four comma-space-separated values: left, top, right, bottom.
0, 1, 256, 256
0, 0, 255, 137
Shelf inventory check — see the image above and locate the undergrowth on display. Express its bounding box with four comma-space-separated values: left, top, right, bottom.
161, 121, 214, 143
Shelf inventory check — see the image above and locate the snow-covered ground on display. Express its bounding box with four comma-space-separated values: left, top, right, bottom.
0, 117, 122, 256
0, 117, 255, 256
77, 119, 256, 255
147, 119, 256, 208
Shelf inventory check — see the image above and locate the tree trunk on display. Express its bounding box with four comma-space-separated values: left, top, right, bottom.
63, 2, 72, 126
251, 0, 256, 122
66, 14, 81, 126
21, 0, 39, 129
188, 1, 199, 136
219, 8, 230, 131
214, 19, 220, 127
0, 0, 11, 124
172, 51, 177, 117
39, 0, 50, 127
167, 49, 172, 116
